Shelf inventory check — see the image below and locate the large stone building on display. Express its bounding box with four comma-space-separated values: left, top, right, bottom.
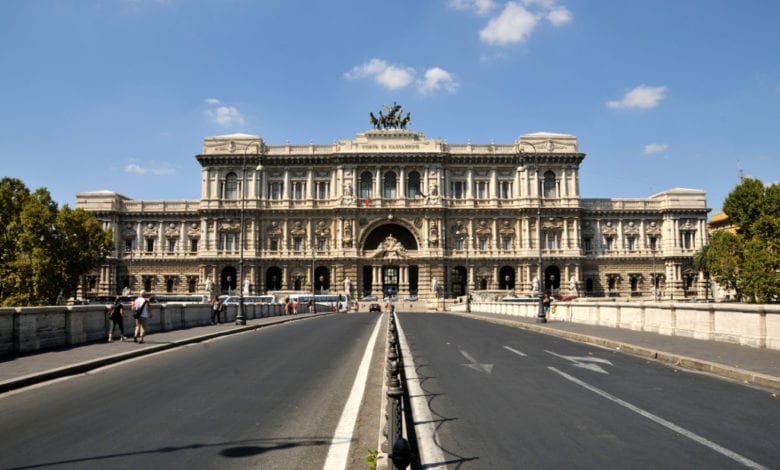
77, 120, 711, 303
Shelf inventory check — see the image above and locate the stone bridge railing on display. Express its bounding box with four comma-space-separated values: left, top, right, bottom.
454, 300, 780, 350
0, 302, 284, 356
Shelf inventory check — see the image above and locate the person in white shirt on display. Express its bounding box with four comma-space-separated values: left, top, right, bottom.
132, 291, 152, 344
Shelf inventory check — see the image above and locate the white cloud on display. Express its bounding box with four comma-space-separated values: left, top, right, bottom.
607, 85, 667, 109
205, 98, 246, 127
125, 162, 175, 176
547, 6, 572, 26
344, 59, 416, 91
419, 67, 458, 94
449, 0, 497, 15
644, 143, 668, 154
480, 2, 540, 45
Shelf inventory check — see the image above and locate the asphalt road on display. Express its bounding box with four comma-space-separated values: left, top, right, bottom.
0, 314, 383, 470
398, 312, 779, 469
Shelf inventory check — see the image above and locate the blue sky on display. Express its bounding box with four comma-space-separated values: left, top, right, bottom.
1, 0, 778, 214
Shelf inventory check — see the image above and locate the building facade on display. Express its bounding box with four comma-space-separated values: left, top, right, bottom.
76, 126, 711, 303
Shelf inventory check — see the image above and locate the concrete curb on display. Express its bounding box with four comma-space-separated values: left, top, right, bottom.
453, 312, 780, 392
0, 314, 325, 394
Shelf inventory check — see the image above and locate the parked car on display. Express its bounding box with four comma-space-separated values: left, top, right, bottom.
369, 303, 382, 312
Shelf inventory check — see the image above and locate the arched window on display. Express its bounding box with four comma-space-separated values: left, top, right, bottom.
224, 172, 238, 200
407, 171, 421, 198
543, 171, 556, 198
383, 172, 397, 199
359, 171, 373, 199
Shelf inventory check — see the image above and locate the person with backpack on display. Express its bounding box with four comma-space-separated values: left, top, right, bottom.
107, 295, 127, 342
210, 295, 223, 324
132, 291, 152, 344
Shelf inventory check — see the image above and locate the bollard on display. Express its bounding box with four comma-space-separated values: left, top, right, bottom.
390, 437, 413, 469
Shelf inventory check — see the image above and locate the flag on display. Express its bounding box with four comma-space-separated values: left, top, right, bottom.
364, 197, 369, 208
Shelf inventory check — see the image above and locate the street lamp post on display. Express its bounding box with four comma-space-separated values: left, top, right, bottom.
235, 141, 261, 326
520, 141, 546, 323
456, 230, 471, 313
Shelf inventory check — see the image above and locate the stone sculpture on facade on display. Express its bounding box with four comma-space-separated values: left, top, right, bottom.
369, 102, 411, 130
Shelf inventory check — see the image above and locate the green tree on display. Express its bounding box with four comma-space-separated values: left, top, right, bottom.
56, 206, 113, 301
709, 178, 780, 303
0, 178, 112, 306
705, 230, 743, 300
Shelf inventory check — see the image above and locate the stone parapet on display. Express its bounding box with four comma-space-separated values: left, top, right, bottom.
0, 303, 284, 357
466, 300, 780, 350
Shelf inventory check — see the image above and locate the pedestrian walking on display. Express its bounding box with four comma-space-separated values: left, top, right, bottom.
543, 293, 551, 320
132, 291, 152, 343
107, 295, 127, 342
210, 295, 223, 324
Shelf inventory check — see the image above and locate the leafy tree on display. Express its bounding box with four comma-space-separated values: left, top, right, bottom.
0, 178, 112, 306
709, 178, 780, 303
56, 206, 113, 301
705, 230, 743, 300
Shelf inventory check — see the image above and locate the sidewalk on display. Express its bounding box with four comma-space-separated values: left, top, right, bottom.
452, 310, 780, 392
0, 313, 322, 394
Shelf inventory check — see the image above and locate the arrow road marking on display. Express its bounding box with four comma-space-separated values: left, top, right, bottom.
459, 349, 494, 374
545, 350, 613, 374
503, 345, 527, 357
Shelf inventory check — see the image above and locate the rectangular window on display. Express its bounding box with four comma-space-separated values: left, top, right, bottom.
499, 181, 512, 199
478, 236, 487, 251
218, 233, 236, 252
681, 232, 693, 249
475, 181, 489, 199
455, 238, 464, 251
316, 181, 329, 200
318, 237, 326, 251
649, 237, 657, 251
626, 237, 635, 251
292, 181, 306, 200
293, 238, 302, 252
146, 238, 155, 253
502, 236, 511, 251
268, 182, 284, 200
451, 181, 466, 199
168, 239, 176, 253
124, 239, 133, 252
270, 238, 279, 251
583, 237, 592, 253
605, 237, 613, 251
190, 239, 198, 252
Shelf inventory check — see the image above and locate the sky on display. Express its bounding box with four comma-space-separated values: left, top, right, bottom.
1, 0, 778, 215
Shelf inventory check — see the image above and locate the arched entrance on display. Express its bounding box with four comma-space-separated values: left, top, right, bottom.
266, 267, 282, 292
360, 223, 420, 298
314, 266, 330, 295
499, 266, 515, 292
544, 265, 561, 294
221, 266, 237, 295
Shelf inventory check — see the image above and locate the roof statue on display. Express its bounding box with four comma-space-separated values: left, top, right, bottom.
370, 102, 410, 130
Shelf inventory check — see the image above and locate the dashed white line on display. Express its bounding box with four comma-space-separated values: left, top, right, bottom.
549, 366, 768, 470
503, 345, 527, 357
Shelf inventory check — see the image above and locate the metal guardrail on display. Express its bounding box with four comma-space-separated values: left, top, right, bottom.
384, 306, 414, 469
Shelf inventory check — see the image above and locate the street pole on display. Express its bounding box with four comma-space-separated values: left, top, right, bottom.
522, 141, 546, 323
465, 235, 471, 312
235, 142, 260, 325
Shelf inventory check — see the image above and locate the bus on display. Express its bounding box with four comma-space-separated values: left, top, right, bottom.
219, 295, 276, 305
288, 294, 350, 313
150, 294, 209, 304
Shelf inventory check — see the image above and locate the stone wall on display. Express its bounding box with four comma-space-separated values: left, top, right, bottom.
0, 302, 284, 356
460, 300, 780, 350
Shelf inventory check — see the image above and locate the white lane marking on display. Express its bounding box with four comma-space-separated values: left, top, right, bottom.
503, 345, 527, 357
549, 367, 768, 470
322, 315, 382, 470
546, 350, 613, 374
459, 349, 494, 374
396, 318, 448, 469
